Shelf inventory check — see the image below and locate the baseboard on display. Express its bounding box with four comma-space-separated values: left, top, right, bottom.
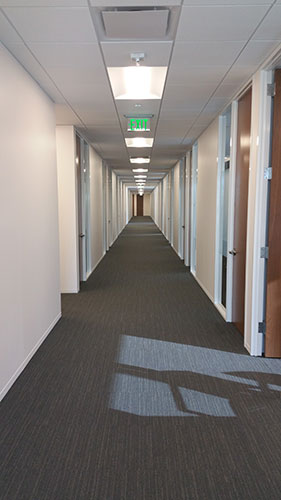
0, 312, 62, 402
193, 274, 215, 304
215, 302, 227, 320
87, 251, 106, 279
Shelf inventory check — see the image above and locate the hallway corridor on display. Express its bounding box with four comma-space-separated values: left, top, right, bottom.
0, 217, 281, 499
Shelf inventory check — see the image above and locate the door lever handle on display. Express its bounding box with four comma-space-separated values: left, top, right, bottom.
80, 233, 85, 238
229, 249, 237, 255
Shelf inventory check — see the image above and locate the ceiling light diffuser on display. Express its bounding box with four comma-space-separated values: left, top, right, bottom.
134, 175, 147, 178
107, 66, 167, 100
130, 158, 150, 164
132, 168, 148, 173
125, 137, 154, 148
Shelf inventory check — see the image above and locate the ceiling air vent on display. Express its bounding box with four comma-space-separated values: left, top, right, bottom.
101, 8, 169, 40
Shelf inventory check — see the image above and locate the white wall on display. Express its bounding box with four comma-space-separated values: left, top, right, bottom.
0, 44, 61, 401
89, 146, 105, 273
196, 118, 219, 300
143, 193, 151, 216
56, 126, 79, 293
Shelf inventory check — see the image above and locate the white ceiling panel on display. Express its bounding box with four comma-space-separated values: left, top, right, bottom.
183, 0, 273, 4
163, 83, 218, 102
89, 1, 181, 5
27, 42, 103, 69
253, 6, 281, 41
170, 41, 244, 68
235, 40, 281, 67
0, 1, 88, 5
3, 7, 97, 43
222, 65, 257, 86
162, 94, 208, 111
71, 105, 117, 126
166, 65, 229, 86
101, 41, 173, 67
176, 5, 270, 42
56, 82, 113, 105
3, 43, 66, 102
0, 11, 22, 43
46, 65, 107, 87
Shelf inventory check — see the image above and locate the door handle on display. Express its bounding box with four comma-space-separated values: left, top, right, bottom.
182, 225, 185, 229
80, 233, 85, 238
229, 249, 237, 255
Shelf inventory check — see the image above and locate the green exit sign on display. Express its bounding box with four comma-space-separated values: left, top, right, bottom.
128, 118, 150, 131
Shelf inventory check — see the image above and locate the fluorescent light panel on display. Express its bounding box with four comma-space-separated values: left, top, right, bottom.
130, 157, 150, 164
132, 168, 148, 173
125, 137, 154, 148
107, 66, 167, 100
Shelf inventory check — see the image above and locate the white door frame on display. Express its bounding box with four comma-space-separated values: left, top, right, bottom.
214, 114, 227, 318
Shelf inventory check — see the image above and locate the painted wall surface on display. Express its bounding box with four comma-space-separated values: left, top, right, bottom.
0, 44, 61, 400
56, 126, 79, 293
196, 118, 219, 301
143, 193, 151, 216
89, 146, 105, 274
172, 162, 180, 254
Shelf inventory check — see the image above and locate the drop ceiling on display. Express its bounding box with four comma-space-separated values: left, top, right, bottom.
0, 0, 281, 192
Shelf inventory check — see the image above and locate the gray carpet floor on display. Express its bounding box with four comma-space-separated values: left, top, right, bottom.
0, 216, 281, 499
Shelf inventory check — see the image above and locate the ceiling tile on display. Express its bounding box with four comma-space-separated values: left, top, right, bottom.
235, 40, 281, 66
89, 1, 181, 5
3, 43, 66, 102
183, 0, 273, 4
163, 83, 217, 102
0, 11, 23, 43
253, 6, 281, 41
166, 65, 229, 86
3, 7, 97, 43
27, 42, 103, 69
101, 41, 173, 67
0, 1, 88, 5
170, 41, 244, 67
176, 5, 270, 42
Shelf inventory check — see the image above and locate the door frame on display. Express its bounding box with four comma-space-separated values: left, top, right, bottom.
184, 152, 191, 267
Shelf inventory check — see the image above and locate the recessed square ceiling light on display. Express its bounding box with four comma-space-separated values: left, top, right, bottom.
125, 137, 154, 148
130, 157, 150, 164
132, 168, 148, 173
107, 66, 167, 100
134, 174, 147, 178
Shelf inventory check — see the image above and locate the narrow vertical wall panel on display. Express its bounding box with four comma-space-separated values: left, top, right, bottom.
196, 118, 219, 300
56, 126, 79, 293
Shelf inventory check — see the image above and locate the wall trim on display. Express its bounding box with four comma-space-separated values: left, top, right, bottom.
87, 251, 106, 279
0, 312, 62, 402
193, 274, 215, 304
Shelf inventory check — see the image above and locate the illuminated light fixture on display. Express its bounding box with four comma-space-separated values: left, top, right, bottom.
125, 137, 153, 148
134, 175, 147, 178
130, 157, 150, 164
107, 66, 167, 100
132, 168, 148, 173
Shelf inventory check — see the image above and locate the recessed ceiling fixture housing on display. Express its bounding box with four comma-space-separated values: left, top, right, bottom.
108, 66, 167, 100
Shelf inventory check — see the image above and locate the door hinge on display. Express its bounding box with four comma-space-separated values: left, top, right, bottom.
260, 246, 269, 259
267, 83, 276, 97
264, 167, 272, 180
258, 321, 266, 335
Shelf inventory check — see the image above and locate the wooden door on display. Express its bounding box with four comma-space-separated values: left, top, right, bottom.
137, 195, 143, 216
232, 88, 252, 335
265, 70, 281, 357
